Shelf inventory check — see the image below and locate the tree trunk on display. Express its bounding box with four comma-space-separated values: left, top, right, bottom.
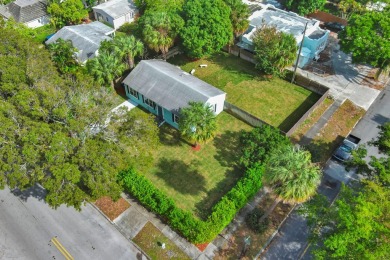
258, 197, 281, 224
128, 55, 134, 69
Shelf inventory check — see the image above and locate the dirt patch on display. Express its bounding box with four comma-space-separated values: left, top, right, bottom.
360, 68, 386, 90
214, 193, 293, 259
95, 196, 130, 221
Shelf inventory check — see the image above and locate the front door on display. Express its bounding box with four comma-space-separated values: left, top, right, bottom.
157, 106, 164, 120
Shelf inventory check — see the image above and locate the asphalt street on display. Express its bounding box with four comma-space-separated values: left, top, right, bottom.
261, 81, 390, 259
0, 185, 144, 260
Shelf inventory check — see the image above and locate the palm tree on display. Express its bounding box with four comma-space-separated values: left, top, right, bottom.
178, 101, 217, 149
86, 51, 125, 88
224, 0, 250, 38
140, 11, 184, 59
258, 145, 322, 223
113, 35, 144, 69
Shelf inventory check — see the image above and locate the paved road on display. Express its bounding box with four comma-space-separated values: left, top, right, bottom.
261, 81, 390, 259
0, 185, 145, 260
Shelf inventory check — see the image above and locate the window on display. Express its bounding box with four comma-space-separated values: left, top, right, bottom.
106, 17, 109, 22
214, 104, 217, 113
143, 97, 156, 110
172, 114, 179, 123
128, 87, 139, 99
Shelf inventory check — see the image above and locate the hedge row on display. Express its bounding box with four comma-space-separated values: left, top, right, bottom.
118, 164, 264, 243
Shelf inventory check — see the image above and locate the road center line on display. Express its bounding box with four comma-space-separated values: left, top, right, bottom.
51, 237, 74, 260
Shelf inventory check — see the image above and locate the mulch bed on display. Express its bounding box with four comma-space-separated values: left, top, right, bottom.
95, 196, 130, 221
195, 243, 209, 252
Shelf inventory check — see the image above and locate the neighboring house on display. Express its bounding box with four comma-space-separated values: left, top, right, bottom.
0, 0, 49, 28
122, 60, 226, 129
45, 21, 115, 64
93, 0, 138, 29
238, 4, 329, 68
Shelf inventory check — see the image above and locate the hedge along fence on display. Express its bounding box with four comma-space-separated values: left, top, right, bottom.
118, 165, 264, 243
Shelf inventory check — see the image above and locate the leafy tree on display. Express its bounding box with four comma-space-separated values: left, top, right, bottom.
86, 51, 125, 88
0, 0, 13, 4
240, 125, 291, 169
181, 0, 233, 58
47, 38, 79, 74
135, 0, 184, 12
338, 0, 368, 19
371, 122, 390, 154
47, 0, 88, 28
301, 181, 390, 259
0, 28, 160, 209
259, 145, 321, 222
285, 0, 327, 15
252, 24, 298, 76
112, 35, 144, 69
339, 9, 390, 79
138, 11, 184, 59
224, 0, 250, 38
178, 101, 217, 149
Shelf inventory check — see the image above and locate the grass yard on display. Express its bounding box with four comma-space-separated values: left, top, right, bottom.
169, 52, 320, 132
32, 25, 56, 43
133, 222, 190, 260
290, 97, 334, 143
306, 99, 365, 166
137, 109, 251, 219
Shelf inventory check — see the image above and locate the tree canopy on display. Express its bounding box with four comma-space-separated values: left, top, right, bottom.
339, 9, 390, 78
181, 0, 233, 58
301, 181, 390, 259
47, 38, 79, 74
178, 101, 217, 148
138, 10, 184, 59
285, 0, 327, 15
47, 0, 88, 28
223, 0, 250, 38
252, 24, 298, 76
135, 0, 184, 12
0, 27, 159, 209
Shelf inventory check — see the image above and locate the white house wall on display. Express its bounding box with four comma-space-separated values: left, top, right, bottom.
26, 15, 50, 28
207, 94, 226, 115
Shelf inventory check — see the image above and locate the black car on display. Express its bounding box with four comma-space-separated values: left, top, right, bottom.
324, 22, 345, 32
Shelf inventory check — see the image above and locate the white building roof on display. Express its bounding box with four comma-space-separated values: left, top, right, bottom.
93, 0, 137, 19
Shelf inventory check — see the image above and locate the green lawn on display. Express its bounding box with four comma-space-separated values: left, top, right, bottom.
137, 110, 251, 219
169, 52, 321, 132
32, 25, 56, 43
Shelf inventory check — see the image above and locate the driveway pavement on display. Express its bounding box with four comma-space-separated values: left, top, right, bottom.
0, 185, 145, 260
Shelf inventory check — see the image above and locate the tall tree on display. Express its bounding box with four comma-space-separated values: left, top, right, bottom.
47, 38, 79, 74
135, 0, 184, 12
240, 125, 291, 169
181, 0, 233, 58
252, 24, 298, 76
138, 11, 184, 59
260, 145, 321, 222
112, 35, 144, 69
86, 51, 125, 88
178, 101, 217, 149
224, 0, 250, 38
339, 9, 390, 79
47, 0, 88, 28
285, 0, 327, 15
301, 181, 390, 259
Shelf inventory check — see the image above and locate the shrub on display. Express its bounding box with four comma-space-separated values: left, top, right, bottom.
245, 208, 270, 234
119, 164, 264, 243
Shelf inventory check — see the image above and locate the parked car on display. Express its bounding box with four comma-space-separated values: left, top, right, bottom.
332, 134, 361, 162
324, 22, 345, 32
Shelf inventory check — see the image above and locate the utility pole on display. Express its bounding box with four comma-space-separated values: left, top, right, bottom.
291, 20, 309, 83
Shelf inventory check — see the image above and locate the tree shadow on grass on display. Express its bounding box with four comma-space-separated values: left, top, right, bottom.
302, 135, 344, 166
155, 158, 207, 196
158, 124, 194, 147
213, 130, 243, 168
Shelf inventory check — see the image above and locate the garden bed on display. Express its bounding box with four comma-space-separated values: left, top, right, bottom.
169, 52, 321, 132
214, 193, 294, 259
133, 222, 190, 260
95, 196, 130, 221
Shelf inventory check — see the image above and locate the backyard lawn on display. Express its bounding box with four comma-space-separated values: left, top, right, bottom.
169, 52, 320, 132
136, 109, 251, 219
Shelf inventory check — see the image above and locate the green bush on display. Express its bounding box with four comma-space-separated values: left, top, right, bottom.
245, 208, 270, 234
118, 164, 264, 243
